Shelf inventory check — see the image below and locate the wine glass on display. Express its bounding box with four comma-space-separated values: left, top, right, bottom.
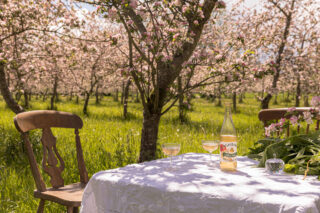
202, 140, 219, 165
162, 143, 181, 170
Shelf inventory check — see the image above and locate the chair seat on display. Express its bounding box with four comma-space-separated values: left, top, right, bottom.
34, 182, 86, 207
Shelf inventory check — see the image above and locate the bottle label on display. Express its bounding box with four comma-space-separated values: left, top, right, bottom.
220, 142, 237, 161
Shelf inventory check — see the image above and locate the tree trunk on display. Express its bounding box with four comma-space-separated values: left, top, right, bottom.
135, 90, 140, 103
217, 85, 222, 107
76, 95, 79, 104
178, 75, 186, 122
123, 35, 133, 119
42, 89, 48, 102
69, 92, 73, 101
83, 92, 90, 115
50, 96, 55, 110
0, 63, 25, 114
15, 91, 22, 102
50, 77, 58, 110
95, 85, 100, 105
304, 95, 309, 107
139, 111, 161, 162
261, 94, 272, 109
238, 93, 243, 103
273, 95, 278, 105
100, 93, 104, 102
186, 92, 192, 108
55, 91, 59, 102
24, 91, 29, 108
295, 76, 301, 107
121, 82, 125, 104
261, 79, 265, 99
114, 89, 119, 102
123, 79, 131, 119
232, 92, 237, 112
217, 94, 222, 106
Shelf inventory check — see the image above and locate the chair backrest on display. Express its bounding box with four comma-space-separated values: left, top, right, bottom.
258, 107, 320, 137
14, 110, 88, 192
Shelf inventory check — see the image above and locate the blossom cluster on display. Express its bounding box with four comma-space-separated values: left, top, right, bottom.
265, 96, 320, 137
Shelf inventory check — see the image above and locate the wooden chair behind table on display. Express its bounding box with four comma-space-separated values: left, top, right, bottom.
258, 107, 320, 137
14, 110, 89, 213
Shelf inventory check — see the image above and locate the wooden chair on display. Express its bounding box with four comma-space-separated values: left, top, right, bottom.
258, 107, 320, 137
14, 110, 89, 213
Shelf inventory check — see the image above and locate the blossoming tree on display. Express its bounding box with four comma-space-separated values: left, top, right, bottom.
78, 0, 227, 162
0, 0, 79, 113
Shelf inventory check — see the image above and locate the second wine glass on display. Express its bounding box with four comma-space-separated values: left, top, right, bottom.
202, 140, 219, 165
162, 143, 181, 170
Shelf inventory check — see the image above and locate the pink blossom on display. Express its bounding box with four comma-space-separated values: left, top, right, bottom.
265, 126, 271, 137
108, 7, 117, 19
269, 123, 277, 132
182, 6, 188, 13
193, 20, 199, 25
127, 20, 134, 25
215, 54, 223, 60
173, 33, 180, 39
238, 33, 244, 39
289, 115, 298, 126
129, 0, 138, 8
303, 111, 313, 124
279, 118, 286, 126
198, 10, 205, 19
173, 0, 181, 7
311, 96, 320, 108
235, 58, 243, 64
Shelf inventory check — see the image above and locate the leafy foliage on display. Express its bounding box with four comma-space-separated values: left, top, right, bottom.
248, 133, 320, 178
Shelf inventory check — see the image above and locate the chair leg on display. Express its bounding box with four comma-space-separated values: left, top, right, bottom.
73, 207, 79, 213
37, 199, 45, 213
67, 206, 73, 213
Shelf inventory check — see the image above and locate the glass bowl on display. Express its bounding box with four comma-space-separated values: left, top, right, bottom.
265, 157, 284, 174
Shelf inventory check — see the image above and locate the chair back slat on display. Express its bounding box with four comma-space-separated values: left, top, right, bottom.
13, 110, 88, 191
41, 128, 65, 188
14, 110, 83, 133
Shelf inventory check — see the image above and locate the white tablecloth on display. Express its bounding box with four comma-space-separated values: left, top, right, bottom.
80, 153, 320, 213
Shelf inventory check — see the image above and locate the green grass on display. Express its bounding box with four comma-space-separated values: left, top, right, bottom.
0, 94, 299, 212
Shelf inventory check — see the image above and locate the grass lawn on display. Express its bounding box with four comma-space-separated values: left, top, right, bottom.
0, 93, 298, 212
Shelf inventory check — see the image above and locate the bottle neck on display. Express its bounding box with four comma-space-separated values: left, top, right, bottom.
225, 105, 232, 116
